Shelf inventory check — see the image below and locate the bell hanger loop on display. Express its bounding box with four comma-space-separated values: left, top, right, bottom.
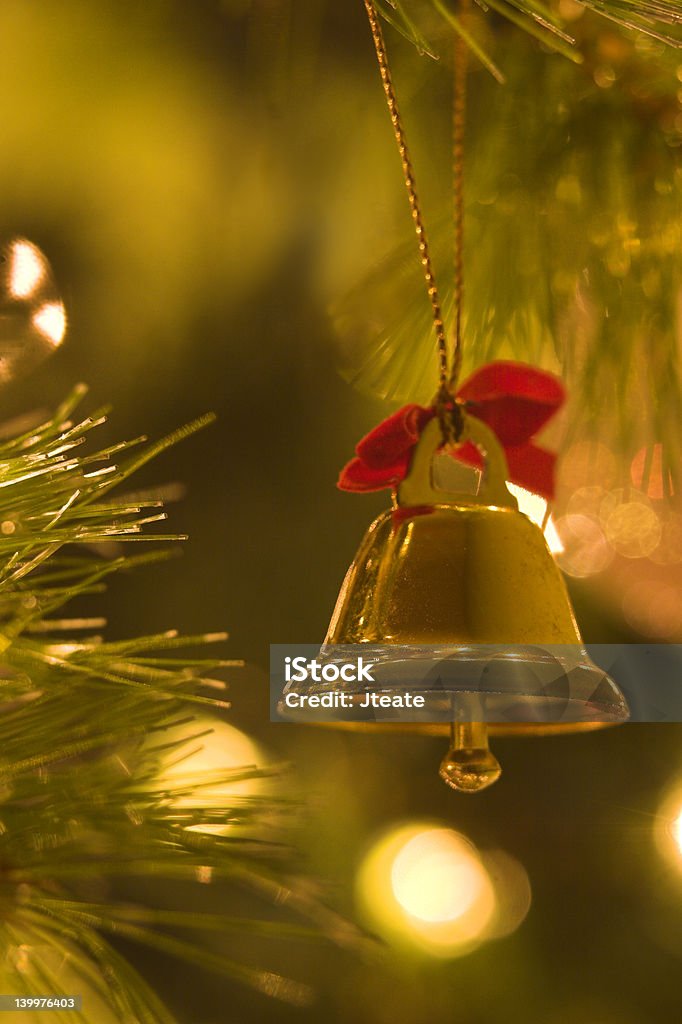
397, 413, 518, 511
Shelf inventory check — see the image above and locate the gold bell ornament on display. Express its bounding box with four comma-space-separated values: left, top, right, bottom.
284, 409, 629, 792
281, 2, 629, 790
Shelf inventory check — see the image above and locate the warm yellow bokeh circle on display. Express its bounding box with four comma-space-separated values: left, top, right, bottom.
655, 782, 682, 872
356, 822, 496, 958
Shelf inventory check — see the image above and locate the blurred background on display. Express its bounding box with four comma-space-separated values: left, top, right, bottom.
2, 1, 682, 1021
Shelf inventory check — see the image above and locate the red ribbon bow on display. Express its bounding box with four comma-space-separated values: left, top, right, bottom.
338, 361, 565, 501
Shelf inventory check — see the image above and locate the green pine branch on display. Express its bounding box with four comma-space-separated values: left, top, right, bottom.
333, 27, 682, 475
0, 390, 366, 1023
374, 0, 682, 70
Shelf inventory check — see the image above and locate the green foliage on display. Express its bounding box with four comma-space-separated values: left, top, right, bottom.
0, 390, 353, 1023
334, 27, 682, 480
375, 0, 682, 69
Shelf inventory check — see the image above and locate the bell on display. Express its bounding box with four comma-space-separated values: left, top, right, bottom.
283, 414, 629, 792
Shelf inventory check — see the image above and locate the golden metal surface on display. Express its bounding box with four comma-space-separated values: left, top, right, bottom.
327, 421, 578, 648
320, 415, 623, 744
325, 503, 581, 646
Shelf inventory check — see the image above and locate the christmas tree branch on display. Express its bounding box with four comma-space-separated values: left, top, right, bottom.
376, 0, 682, 68
0, 390, 362, 1022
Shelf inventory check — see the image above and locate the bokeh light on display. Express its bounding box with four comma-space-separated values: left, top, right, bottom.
655, 784, 682, 873
553, 513, 613, 577
674, 808, 682, 856
630, 444, 672, 500
9, 240, 46, 299
650, 511, 682, 565
33, 301, 67, 347
566, 484, 609, 518
357, 823, 504, 958
481, 849, 532, 939
155, 715, 270, 835
622, 580, 682, 638
508, 483, 563, 553
600, 488, 661, 558
391, 829, 489, 924
0, 237, 67, 383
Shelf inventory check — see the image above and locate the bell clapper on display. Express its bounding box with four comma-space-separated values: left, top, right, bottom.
439, 720, 502, 794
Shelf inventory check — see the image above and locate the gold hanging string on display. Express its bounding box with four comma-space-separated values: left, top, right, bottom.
362, 0, 450, 410
362, 1, 471, 437
449, 5, 469, 391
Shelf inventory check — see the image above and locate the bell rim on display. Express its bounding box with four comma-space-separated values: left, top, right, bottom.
306, 720, 622, 736
278, 686, 630, 730
280, 644, 630, 727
